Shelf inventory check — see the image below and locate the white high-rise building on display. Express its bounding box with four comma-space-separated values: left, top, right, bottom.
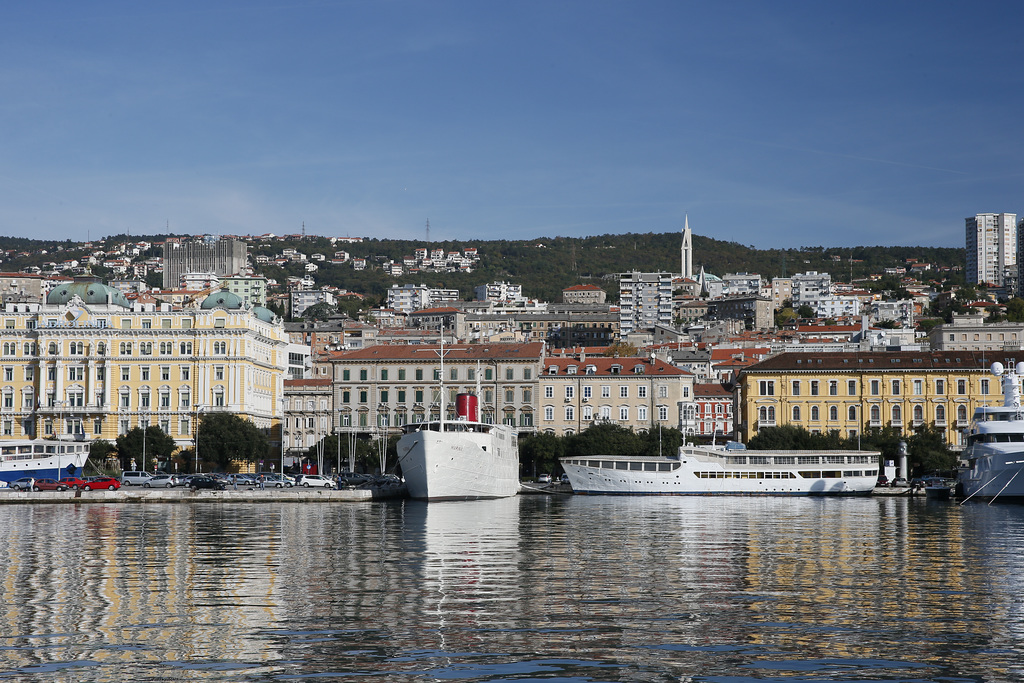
619, 271, 674, 334
966, 213, 1017, 287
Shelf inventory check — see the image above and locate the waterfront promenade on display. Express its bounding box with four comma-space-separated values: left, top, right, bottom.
0, 485, 404, 504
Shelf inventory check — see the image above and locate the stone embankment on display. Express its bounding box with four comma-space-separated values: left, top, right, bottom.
0, 486, 405, 505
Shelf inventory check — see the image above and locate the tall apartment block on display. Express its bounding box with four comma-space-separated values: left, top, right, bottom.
162, 237, 248, 289
966, 213, 1016, 287
618, 271, 674, 335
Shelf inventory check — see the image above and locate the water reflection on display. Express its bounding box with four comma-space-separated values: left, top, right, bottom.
1, 497, 1024, 680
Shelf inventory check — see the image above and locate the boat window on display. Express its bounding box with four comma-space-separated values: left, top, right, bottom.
601, 461, 614, 469
614, 461, 628, 470
629, 462, 643, 470
644, 463, 657, 471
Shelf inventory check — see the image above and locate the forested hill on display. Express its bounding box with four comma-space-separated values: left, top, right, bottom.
0, 232, 965, 305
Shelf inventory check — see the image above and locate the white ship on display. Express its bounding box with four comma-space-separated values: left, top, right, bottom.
560, 442, 879, 496
397, 393, 520, 501
959, 361, 1024, 502
0, 439, 91, 486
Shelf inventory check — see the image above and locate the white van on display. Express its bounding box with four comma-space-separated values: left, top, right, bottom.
121, 471, 153, 486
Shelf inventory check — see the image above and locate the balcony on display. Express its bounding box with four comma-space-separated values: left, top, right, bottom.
868, 419, 882, 427
757, 419, 776, 428
956, 419, 969, 428
890, 420, 902, 428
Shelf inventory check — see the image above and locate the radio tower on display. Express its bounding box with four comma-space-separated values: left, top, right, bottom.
426, 219, 430, 243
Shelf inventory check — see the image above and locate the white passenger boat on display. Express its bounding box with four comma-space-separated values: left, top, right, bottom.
0, 439, 91, 485
560, 442, 879, 496
960, 361, 1024, 502
397, 393, 520, 501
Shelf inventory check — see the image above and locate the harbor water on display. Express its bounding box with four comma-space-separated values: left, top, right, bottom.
2, 495, 1023, 682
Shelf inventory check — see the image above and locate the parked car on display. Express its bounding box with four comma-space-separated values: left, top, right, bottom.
188, 476, 227, 491
876, 475, 889, 487
10, 477, 39, 491
256, 474, 293, 488
59, 476, 89, 490
891, 477, 909, 488
560, 474, 570, 483
145, 473, 180, 488
84, 476, 121, 491
121, 471, 153, 486
297, 474, 334, 488
32, 478, 69, 492
227, 473, 256, 487
537, 474, 552, 484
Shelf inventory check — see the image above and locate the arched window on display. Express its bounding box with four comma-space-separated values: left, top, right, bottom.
936, 405, 945, 422
829, 406, 838, 421
792, 406, 801, 421
870, 405, 880, 421
913, 405, 924, 421
810, 406, 819, 421
957, 404, 968, 421
892, 405, 901, 422
848, 405, 857, 420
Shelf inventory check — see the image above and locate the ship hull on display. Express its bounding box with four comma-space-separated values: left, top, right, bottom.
397, 422, 520, 501
0, 440, 91, 485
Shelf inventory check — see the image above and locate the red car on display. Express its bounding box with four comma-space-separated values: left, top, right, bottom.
58, 476, 89, 490
32, 478, 69, 492
83, 476, 121, 491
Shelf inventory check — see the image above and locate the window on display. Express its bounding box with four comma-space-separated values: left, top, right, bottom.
140, 392, 150, 408
342, 391, 351, 403
829, 381, 837, 396
140, 342, 153, 355
957, 379, 966, 395
913, 404, 924, 422
415, 390, 424, 403
892, 405, 902, 423
450, 368, 458, 381
848, 380, 856, 395
891, 380, 901, 395
506, 368, 514, 380
958, 404, 968, 422
161, 366, 170, 381
936, 380, 945, 395
619, 386, 628, 398
848, 405, 856, 420
416, 369, 424, 381
180, 342, 192, 355
914, 379, 923, 395
936, 405, 946, 422
658, 406, 668, 421
398, 369, 406, 380
544, 386, 554, 399
810, 381, 819, 396
601, 386, 611, 398
505, 389, 514, 403
141, 367, 150, 381
638, 406, 647, 421
24, 367, 33, 381
142, 319, 152, 329
870, 405, 880, 422
214, 366, 224, 381
524, 369, 532, 380
759, 380, 775, 396
583, 386, 593, 399
360, 369, 368, 381
981, 379, 990, 395
658, 385, 668, 398
829, 406, 838, 421
870, 380, 879, 396
3, 368, 11, 382
619, 406, 629, 421
181, 366, 190, 381
523, 388, 533, 403
565, 386, 574, 399
359, 390, 368, 403
67, 367, 84, 381
343, 369, 351, 381
380, 390, 389, 403
565, 406, 575, 421
792, 406, 801, 421
121, 367, 130, 381
638, 386, 647, 399
380, 369, 389, 381
544, 406, 554, 421
791, 381, 800, 396
810, 406, 819, 421
398, 390, 406, 403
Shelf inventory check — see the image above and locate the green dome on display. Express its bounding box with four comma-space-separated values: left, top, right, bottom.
200, 291, 245, 310
252, 306, 278, 322
47, 280, 131, 308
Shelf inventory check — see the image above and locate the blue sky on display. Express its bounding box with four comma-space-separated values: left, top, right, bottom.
2, 1, 1021, 249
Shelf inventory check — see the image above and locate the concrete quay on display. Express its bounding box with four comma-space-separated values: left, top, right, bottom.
0, 485, 406, 505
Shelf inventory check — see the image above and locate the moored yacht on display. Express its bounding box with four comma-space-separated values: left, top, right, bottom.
960, 361, 1024, 501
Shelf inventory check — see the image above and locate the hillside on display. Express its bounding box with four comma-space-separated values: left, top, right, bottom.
0, 232, 965, 305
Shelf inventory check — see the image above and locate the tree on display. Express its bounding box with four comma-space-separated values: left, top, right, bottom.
797, 304, 815, 318
566, 423, 643, 457
303, 301, 338, 321
195, 412, 270, 472
602, 342, 639, 357
518, 432, 565, 476
115, 426, 176, 471
88, 439, 117, 473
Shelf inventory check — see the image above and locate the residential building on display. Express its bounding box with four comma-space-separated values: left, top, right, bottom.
691, 383, 734, 441
561, 284, 607, 304
475, 281, 524, 304
735, 350, 1012, 448
618, 271, 674, 335
705, 295, 773, 331
965, 212, 1016, 286
291, 289, 336, 318
282, 378, 334, 469
721, 272, 763, 296
537, 355, 693, 436
928, 313, 1024, 351
221, 275, 268, 307
790, 272, 832, 309
0, 273, 44, 304
327, 342, 545, 435
161, 237, 247, 289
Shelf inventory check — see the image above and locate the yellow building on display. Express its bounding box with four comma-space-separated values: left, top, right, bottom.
735, 350, 1020, 448
0, 278, 288, 463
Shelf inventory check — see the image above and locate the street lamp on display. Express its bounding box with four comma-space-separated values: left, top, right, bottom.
194, 404, 204, 473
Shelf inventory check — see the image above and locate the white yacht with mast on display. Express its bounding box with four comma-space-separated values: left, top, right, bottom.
396, 337, 520, 501
960, 361, 1024, 501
